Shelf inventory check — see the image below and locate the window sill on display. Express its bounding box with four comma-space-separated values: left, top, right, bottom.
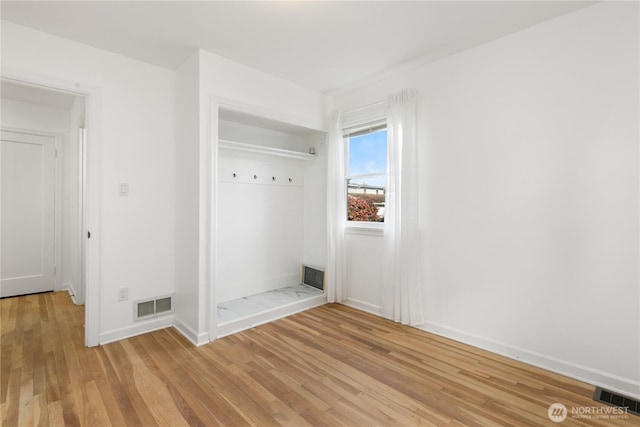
345, 222, 384, 236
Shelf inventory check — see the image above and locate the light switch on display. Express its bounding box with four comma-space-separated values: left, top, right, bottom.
119, 183, 129, 196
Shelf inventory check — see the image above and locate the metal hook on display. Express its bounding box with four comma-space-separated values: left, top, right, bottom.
232, 173, 237, 178
289, 178, 293, 183
272, 176, 276, 181
253, 174, 258, 180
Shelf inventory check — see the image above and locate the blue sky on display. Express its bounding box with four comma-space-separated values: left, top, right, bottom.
348, 129, 387, 187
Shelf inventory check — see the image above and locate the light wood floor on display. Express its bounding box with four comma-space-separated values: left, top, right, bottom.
1, 292, 636, 426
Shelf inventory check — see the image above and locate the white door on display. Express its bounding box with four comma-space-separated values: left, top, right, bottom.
1, 130, 56, 297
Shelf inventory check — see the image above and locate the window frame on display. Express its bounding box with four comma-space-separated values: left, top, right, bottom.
343, 119, 388, 229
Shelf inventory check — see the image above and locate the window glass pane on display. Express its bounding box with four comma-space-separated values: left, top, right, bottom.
347, 177, 385, 222
348, 129, 387, 176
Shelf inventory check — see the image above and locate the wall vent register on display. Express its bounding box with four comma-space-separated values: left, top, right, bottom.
593, 387, 639, 416
134, 295, 174, 321
303, 265, 324, 291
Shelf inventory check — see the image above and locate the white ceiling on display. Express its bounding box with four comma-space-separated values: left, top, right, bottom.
1, 1, 595, 93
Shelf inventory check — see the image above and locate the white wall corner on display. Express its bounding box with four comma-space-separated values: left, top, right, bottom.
419, 321, 640, 400
99, 315, 174, 345
173, 317, 210, 347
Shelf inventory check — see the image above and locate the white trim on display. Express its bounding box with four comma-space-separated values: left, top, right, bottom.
345, 224, 384, 236
99, 315, 174, 345
219, 139, 316, 160
199, 93, 212, 347
60, 282, 78, 303
216, 295, 326, 338
72, 102, 87, 306
208, 96, 219, 342
54, 133, 62, 292
174, 317, 210, 347
340, 298, 383, 316
419, 321, 640, 400
2, 69, 102, 348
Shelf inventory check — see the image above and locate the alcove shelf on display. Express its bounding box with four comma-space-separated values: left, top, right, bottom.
218, 139, 316, 160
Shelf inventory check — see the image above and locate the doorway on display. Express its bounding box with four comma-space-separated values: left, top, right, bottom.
0, 78, 95, 345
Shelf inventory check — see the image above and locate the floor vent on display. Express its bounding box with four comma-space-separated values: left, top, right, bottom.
303, 265, 324, 290
594, 387, 640, 416
134, 294, 174, 321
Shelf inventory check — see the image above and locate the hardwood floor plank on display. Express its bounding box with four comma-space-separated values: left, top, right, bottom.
47, 400, 65, 426
138, 333, 245, 426
95, 345, 147, 426
83, 380, 112, 427
2, 293, 637, 426
128, 335, 208, 426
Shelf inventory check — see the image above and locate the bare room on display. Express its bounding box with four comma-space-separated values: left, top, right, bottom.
1, 1, 638, 425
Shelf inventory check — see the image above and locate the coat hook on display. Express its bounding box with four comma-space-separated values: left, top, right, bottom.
272, 176, 276, 181
289, 178, 293, 183
232, 173, 237, 178
253, 174, 258, 180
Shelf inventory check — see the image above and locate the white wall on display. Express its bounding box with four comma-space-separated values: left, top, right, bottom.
218, 118, 328, 274
174, 51, 202, 342
302, 131, 328, 270
217, 152, 305, 302
344, 229, 383, 316
219, 119, 314, 152
200, 50, 325, 132
332, 2, 639, 397
2, 21, 176, 343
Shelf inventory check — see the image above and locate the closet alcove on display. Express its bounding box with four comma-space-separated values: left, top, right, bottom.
215, 108, 327, 337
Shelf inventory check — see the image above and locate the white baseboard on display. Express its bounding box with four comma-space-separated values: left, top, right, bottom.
99, 315, 174, 345
420, 321, 640, 400
173, 317, 210, 347
341, 298, 382, 317
60, 282, 79, 304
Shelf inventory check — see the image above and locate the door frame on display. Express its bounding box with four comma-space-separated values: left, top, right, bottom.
1, 71, 102, 347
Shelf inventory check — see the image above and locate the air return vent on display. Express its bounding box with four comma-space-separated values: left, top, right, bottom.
303, 265, 324, 290
134, 294, 174, 321
593, 387, 639, 416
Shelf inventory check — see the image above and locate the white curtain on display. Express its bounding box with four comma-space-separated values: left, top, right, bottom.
382, 89, 424, 325
325, 110, 347, 303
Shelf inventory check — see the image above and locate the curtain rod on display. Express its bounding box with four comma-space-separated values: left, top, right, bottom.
342, 89, 420, 115
343, 100, 386, 115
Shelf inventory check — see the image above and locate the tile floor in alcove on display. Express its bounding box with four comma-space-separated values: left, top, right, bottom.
217, 283, 323, 324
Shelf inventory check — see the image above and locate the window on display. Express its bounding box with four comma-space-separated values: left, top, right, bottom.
344, 121, 387, 222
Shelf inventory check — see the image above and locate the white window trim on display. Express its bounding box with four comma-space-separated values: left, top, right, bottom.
344, 117, 387, 229
345, 221, 384, 235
